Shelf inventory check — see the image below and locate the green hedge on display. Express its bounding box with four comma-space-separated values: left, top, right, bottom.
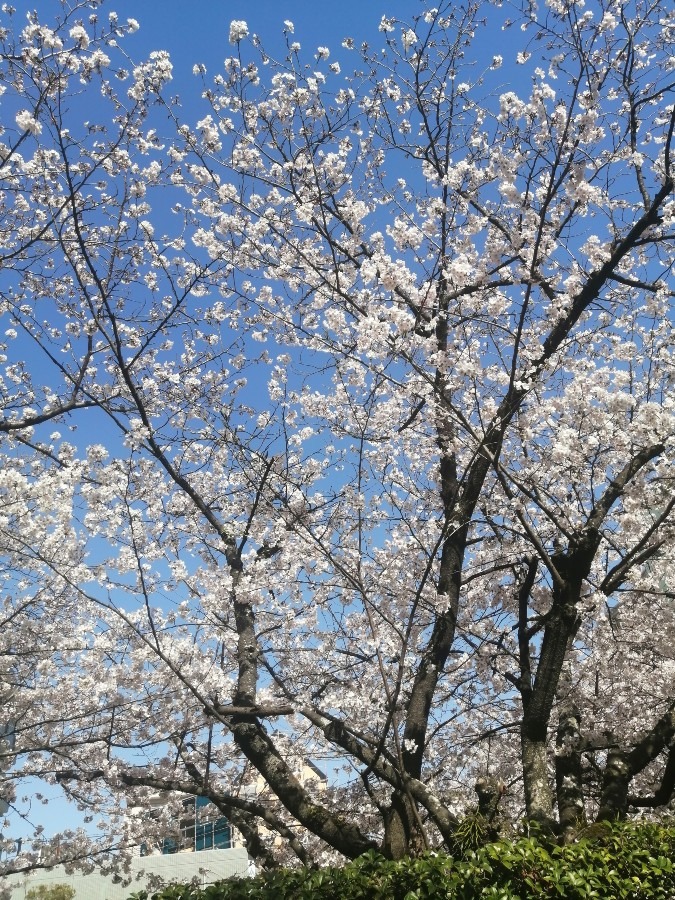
127, 821, 675, 899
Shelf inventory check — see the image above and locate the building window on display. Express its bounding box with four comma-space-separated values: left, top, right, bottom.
196, 818, 231, 850
154, 797, 232, 853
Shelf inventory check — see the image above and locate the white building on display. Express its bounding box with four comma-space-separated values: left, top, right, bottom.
3, 847, 250, 899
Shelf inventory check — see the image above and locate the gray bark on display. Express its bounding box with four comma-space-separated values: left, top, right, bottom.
597, 704, 675, 821
596, 746, 631, 822
521, 736, 554, 825
383, 793, 426, 860
555, 694, 586, 841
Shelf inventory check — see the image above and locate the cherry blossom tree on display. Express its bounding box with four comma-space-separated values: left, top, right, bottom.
2, 0, 675, 870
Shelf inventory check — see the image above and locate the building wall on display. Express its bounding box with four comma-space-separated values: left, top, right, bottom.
3, 847, 250, 899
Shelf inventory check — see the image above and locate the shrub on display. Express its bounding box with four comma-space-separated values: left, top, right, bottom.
127, 820, 675, 900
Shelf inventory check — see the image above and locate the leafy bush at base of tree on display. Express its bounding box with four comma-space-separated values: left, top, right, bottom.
127, 821, 675, 899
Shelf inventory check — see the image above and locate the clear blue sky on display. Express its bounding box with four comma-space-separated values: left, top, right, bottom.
97, 0, 426, 84
109, 0, 419, 59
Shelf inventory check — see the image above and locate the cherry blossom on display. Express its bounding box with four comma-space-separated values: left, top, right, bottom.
229, 20, 249, 44
1, 0, 675, 873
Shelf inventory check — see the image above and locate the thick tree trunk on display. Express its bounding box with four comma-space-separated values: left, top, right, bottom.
383, 792, 426, 860
519, 623, 570, 828
519, 558, 583, 830
596, 746, 630, 822
521, 734, 554, 826
401, 381, 464, 783
555, 695, 586, 841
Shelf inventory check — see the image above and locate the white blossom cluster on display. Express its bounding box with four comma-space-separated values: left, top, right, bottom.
229, 19, 249, 44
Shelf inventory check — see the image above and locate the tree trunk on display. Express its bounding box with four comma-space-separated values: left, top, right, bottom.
555, 701, 586, 840
519, 564, 582, 829
596, 746, 630, 822
383, 792, 426, 860
521, 734, 554, 826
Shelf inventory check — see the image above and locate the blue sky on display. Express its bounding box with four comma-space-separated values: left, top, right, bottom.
95, 0, 428, 86
107, 0, 420, 63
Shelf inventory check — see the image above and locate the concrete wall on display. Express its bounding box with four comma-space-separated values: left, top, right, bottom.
3, 847, 250, 899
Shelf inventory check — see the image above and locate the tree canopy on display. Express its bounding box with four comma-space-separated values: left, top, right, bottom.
1, 0, 675, 871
